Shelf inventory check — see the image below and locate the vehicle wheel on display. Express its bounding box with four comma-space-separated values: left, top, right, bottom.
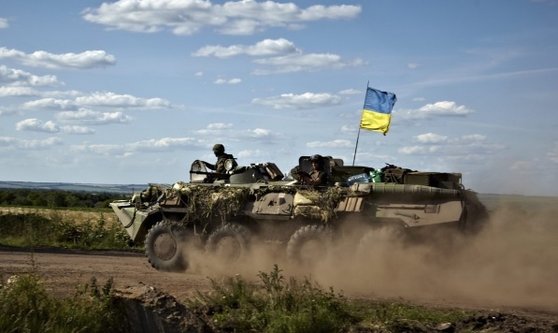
205, 224, 251, 263
145, 220, 187, 272
287, 225, 331, 265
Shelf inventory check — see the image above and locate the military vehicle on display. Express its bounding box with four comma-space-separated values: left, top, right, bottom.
110, 155, 487, 272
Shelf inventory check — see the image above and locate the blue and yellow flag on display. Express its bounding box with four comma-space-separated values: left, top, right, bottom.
360, 87, 397, 135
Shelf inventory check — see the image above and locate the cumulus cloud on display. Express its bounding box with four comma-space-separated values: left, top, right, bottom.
83, 0, 361, 36
56, 108, 132, 125
306, 139, 352, 148
193, 38, 297, 58
0, 136, 62, 150
13, 118, 96, 134
0, 86, 38, 97
214, 77, 242, 85
0, 65, 60, 86
396, 101, 474, 120
399, 132, 503, 158
0, 18, 8, 29
0, 47, 116, 69
253, 53, 363, 74
416, 132, 448, 144
252, 92, 341, 109
74, 137, 203, 156
23, 91, 171, 110
16, 118, 59, 133
207, 123, 233, 130
193, 38, 361, 74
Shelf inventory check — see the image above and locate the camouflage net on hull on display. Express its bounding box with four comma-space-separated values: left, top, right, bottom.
166, 183, 251, 224
293, 187, 346, 222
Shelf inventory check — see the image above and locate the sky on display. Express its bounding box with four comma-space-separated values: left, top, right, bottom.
1, 0, 557, 196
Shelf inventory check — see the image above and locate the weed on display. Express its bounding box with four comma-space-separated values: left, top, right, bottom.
0, 273, 126, 333
193, 265, 355, 333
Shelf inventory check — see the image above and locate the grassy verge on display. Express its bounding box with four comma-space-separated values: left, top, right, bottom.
0, 273, 126, 333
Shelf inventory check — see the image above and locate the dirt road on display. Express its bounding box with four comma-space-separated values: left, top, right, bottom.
0, 247, 209, 301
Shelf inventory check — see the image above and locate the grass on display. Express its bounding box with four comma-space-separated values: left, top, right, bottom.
192, 265, 356, 333
190, 265, 472, 332
0, 209, 132, 250
0, 273, 126, 333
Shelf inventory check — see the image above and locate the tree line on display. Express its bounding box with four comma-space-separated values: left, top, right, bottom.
0, 188, 128, 209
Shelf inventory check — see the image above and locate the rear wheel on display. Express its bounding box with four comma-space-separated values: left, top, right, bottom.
145, 220, 188, 272
205, 224, 251, 263
287, 225, 331, 265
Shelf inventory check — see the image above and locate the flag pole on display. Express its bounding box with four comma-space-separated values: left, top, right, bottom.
352, 81, 369, 166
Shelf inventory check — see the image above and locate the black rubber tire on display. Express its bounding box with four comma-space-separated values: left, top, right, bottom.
205, 224, 251, 263
286, 225, 331, 264
145, 220, 187, 272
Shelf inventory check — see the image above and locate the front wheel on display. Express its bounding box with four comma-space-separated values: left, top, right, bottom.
145, 220, 187, 272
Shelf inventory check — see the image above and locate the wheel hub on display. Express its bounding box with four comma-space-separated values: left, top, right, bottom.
153, 233, 177, 261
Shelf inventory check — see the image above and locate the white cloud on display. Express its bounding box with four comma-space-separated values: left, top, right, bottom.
207, 123, 233, 130
416, 133, 448, 144
252, 92, 341, 109
194, 71, 204, 76
60, 125, 95, 134
214, 77, 242, 85
399, 133, 503, 157
306, 139, 352, 148
0, 47, 116, 69
23, 92, 171, 110
83, 1, 361, 36
0, 65, 60, 86
419, 101, 473, 116
74, 136, 203, 156
0, 86, 38, 97
0, 136, 62, 150
340, 125, 356, 133
248, 128, 271, 138
396, 101, 474, 120
407, 63, 419, 69
398, 145, 440, 155
193, 38, 297, 58
253, 53, 363, 74
338, 88, 360, 95
237, 149, 263, 159
16, 118, 59, 133
56, 108, 132, 125
0, 18, 8, 29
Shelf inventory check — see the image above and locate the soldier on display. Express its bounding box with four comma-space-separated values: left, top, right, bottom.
299, 154, 328, 186
205, 143, 237, 174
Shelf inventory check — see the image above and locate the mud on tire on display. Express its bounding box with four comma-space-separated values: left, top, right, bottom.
145, 220, 187, 272
287, 224, 331, 265
205, 224, 251, 263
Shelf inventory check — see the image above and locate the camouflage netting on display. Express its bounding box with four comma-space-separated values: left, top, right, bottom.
293, 187, 347, 222
171, 183, 250, 224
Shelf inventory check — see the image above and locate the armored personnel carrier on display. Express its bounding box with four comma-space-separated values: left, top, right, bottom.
110, 155, 487, 272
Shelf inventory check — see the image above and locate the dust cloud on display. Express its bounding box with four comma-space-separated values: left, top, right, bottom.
185, 201, 558, 312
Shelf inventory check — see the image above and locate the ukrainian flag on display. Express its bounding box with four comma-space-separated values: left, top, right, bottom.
360, 87, 397, 135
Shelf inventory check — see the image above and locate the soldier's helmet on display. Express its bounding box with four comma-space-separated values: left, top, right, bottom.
212, 143, 225, 154
310, 154, 322, 162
